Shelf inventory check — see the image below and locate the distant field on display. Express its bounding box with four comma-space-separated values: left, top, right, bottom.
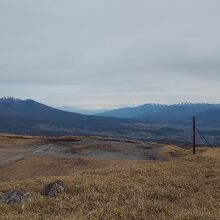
0, 134, 219, 219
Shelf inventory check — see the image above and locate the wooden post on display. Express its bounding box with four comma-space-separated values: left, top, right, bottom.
193, 116, 196, 155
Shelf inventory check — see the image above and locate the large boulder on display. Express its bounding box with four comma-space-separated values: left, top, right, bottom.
42, 180, 66, 197
0, 189, 31, 204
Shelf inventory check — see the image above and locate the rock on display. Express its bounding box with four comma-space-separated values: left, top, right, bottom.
42, 180, 66, 197
0, 189, 31, 204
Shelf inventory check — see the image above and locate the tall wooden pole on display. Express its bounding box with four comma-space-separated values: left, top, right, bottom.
193, 116, 196, 155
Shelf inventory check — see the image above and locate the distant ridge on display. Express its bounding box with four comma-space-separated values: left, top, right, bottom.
0, 97, 134, 136
98, 102, 220, 125
1, 98, 220, 140
97, 104, 166, 118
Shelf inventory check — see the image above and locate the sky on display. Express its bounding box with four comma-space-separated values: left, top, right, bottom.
0, 0, 220, 110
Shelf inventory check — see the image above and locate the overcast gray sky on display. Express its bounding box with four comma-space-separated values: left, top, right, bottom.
0, 0, 220, 109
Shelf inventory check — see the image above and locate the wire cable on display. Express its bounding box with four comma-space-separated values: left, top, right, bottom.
196, 127, 213, 147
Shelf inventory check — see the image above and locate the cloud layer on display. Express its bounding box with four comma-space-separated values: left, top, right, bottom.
0, 0, 220, 109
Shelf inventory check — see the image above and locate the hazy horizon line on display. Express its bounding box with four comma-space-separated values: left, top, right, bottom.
1, 96, 220, 112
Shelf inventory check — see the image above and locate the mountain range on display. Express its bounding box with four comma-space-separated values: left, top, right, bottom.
98, 103, 220, 125
0, 97, 133, 136
0, 98, 220, 142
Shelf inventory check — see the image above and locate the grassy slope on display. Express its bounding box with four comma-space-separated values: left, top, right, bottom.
0, 149, 220, 220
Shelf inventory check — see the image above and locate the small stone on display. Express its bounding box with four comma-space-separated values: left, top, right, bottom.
0, 189, 31, 204
42, 180, 66, 197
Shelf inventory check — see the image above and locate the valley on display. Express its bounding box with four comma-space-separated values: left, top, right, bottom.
1, 98, 220, 145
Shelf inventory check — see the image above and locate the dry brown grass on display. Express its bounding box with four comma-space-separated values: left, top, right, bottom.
0, 157, 109, 182
0, 149, 220, 220
0, 133, 42, 149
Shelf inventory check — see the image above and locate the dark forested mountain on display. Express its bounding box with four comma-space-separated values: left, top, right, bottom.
99, 103, 220, 125
1, 98, 220, 141
196, 108, 220, 126
98, 104, 166, 119
0, 97, 134, 136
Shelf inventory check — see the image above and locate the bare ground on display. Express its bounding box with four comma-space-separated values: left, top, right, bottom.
0, 133, 186, 168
